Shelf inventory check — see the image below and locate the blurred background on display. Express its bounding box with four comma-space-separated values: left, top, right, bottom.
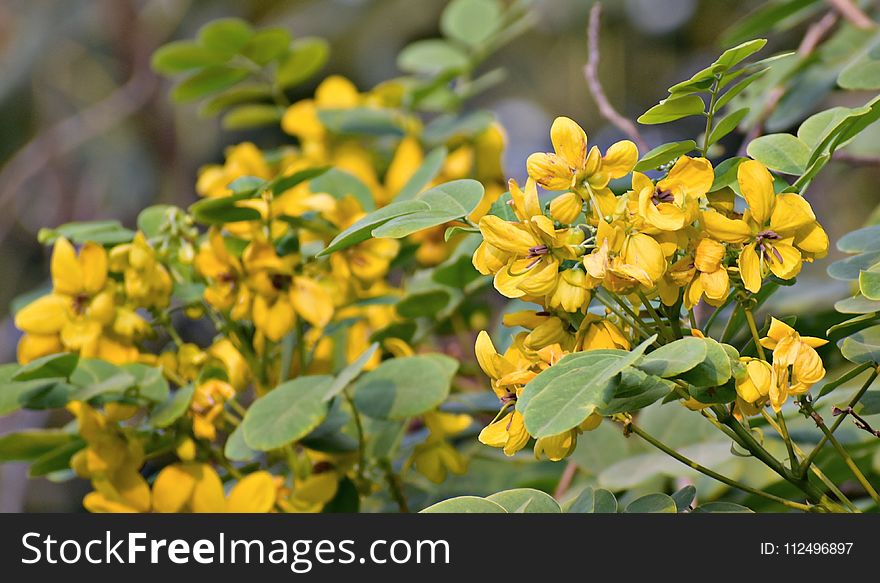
1, 0, 878, 511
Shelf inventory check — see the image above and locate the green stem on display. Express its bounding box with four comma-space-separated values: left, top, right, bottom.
594, 290, 654, 342
625, 420, 812, 511
720, 302, 742, 343
742, 306, 766, 360
636, 290, 675, 342
380, 459, 410, 513
700, 76, 721, 157
775, 410, 799, 474
344, 388, 368, 490
702, 293, 735, 335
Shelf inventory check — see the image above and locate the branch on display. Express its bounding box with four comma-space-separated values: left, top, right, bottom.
738, 11, 839, 156
583, 3, 649, 153
833, 406, 880, 438
825, 0, 876, 29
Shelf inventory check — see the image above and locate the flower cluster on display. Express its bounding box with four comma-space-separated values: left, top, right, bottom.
472, 116, 830, 460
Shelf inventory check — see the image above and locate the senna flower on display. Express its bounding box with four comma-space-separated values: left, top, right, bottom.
15, 238, 141, 364
685, 238, 730, 308
152, 463, 276, 513
474, 178, 583, 299
759, 318, 827, 411
68, 402, 151, 513
734, 357, 775, 405
109, 232, 173, 309
533, 414, 602, 462
634, 156, 713, 232
195, 229, 252, 320
190, 379, 236, 441
576, 314, 630, 351
526, 117, 638, 210
702, 160, 828, 292
409, 411, 472, 483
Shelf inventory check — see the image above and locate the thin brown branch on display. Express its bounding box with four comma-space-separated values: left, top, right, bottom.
584, 3, 649, 153
833, 406, 880, 437
553, 460, 578, 500
738, 11, 839, 156
832, 151, 880, 166
825, 0, 876, 29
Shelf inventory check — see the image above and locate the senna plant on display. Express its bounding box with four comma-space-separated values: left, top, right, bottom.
2, 0, 880, 514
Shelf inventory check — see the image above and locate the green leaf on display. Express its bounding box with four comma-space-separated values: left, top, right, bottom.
422, 110, 494, 145
633, 140, 697, 171
38, 220, 134, 246
13, 353, 79, 381
678, 338, 732, 387
671, 485, 697, 511
838, 225, 880, 253
0, 430, 76, 462
122, 364, 169, 402
420, 496, 507, 513
309, 168, 375, 211
242, 27, 292, 65
713, 39, 767, 71
798, 106, 868, 149
137, 205, 174, 238
241, 375, 333, 451
197, 18, 254, 57
28, 439, 85, 477
394, 147, 448, 201
856, 391, 880, 415
835, 295, 880, 315
838, 45, 880, 90
519, 337, 655, 438
71, 372, 137, 402
318, 199, 429, 256
199, 84, 275, 116
638, 95, 705, 125
746, 133, 810, 174
486, 488, 561, 513
592, 488, 619, 513
827, 250, 880, 281
323, 343, 379, 401
149, 385, 194, 428
637, 337, 708, 378
440, 0, 502, 47
624, 492, 677, 513
371, 180, 484, 238
708, 107, 749, 145
151, 41, 226, 74
714, 72, 764, 110
222, 104, 284, 130
398, 39, 470, 75
190, 192, 262, 225
352, 354, 457, 420
709, 156, 746, 192
859, 267, 880, 300
172, 66, 251, 103
318, 107, 405, 137
599, 368, 672, 414
395, 290, 452, 318
839, 324, 880, 364
224, 425, 257, 462
692, 501, 753, 513
722, 0, 821, 48
276, 37, 329, 89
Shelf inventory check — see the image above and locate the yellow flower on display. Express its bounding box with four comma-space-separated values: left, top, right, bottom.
576, 314, 630, 351
190, 379, 236, 441
759, 318, 827, 411
152, 463, 276, 513
195, 229, 252, 319
475, 178, 583, 299
478, 410, 531, 456
702, 160, 828, 292
549, 191, 583, 224
409, 411, 471, 483
685, 238, 730, 308
526, 116, 638, 195
15, 238, 140, 364
634, 156, 713, 232
734, 357, 775, 404
69, 402, 151, 513
547, 268, 590, 312
109, 232, 173, 309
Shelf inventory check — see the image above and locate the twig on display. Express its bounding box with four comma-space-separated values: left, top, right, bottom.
381, 459, 410, 513
554, 461, 578, 500
825, 0, 876, 29
583, 3, 649, 153
738, 11, 839, 156
833, 406, 880, 438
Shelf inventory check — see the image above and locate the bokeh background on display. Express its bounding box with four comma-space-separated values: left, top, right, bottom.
1, 0, 877, 511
